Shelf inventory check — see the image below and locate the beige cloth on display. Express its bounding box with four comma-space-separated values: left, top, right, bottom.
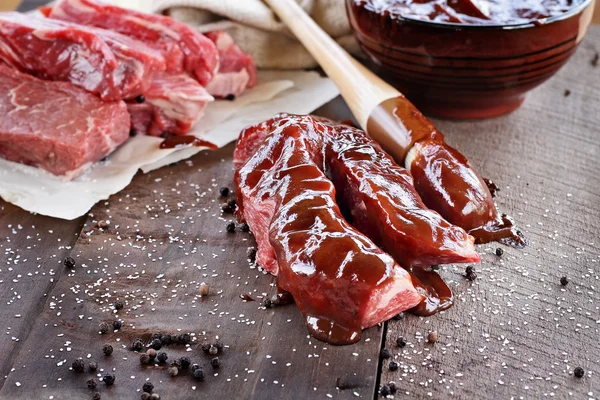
151, 0, 360, 69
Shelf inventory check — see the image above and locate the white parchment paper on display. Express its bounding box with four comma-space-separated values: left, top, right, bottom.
0, 70, 339, 220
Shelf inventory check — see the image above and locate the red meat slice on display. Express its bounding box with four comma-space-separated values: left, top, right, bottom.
235, 115, 421, 344
234, 114, 479, 271
128, 72, 214, 136
204, 31, 258, 98
0, 12, 165, 101
47, 0, 219, 86
0, 64, 130, 179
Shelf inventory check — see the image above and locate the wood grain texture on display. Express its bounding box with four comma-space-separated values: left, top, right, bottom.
379, 31, 600, 399
0, 145, 383, 400
0, 202, 84, 389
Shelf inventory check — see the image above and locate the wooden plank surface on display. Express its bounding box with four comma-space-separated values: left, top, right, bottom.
0, 1, 599, 399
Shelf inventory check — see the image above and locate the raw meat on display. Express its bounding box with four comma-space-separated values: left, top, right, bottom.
0, 64, 130, 178
204, 31, 258, 98
47, 0, 219, 86
235, 115, 422, 344
234, 114, 479, 270
128, 72, 214, 137
0, 12, 165, 100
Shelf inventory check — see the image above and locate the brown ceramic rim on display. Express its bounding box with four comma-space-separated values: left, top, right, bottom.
360, 0, 594, 30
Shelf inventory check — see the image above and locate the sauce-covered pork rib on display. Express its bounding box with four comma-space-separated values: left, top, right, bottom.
235, 117, 422, 344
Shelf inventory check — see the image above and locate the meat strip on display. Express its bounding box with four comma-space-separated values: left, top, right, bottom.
0, 64, 129, 178
0, 12, 165, 101
47, 0, 219, 86
235, 115, 422, 344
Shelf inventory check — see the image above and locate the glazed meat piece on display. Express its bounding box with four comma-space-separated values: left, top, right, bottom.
369, 96, 522, 245
204, 31, 258, 99
235, 116, 422, 344
127, 72, 214, 137
46, 0, 219, 86
324, 122, 480, 267
0, 12, 165, 101
0, 64, 130, 178
234, 114, 479, 270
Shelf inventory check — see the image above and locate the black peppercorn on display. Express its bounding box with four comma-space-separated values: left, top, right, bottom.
210, 357, 221, 368
141, 393, 151, 400
113, 320, 122, 330
574, 367, 585, 378
102, 373, 115, 386
392, 312, 404, 321
160, 334, 172, 346
151, 332, 162, 340
193, 368, 205, 381
64, 256, 75, 268
247, 247, 257, 262
92, 392, 101, 400
560, 277, 569, 286
219, 187, 229, 197
226, 221, 236, 233
388, 361, 399, 371
135, 95, 145, 103
396, 336, 407, 348
88, 361, 98, 372
465, 266, 474, 274
150, 394, 160, 400
388, 382, 397, 394
72, 358, 85, 373
430, 265, 440, 271
87, 378, 98, 390
168, 366, 179, 377
467, 271, 477, 281
147, 348, 157, 359
157, 352, 168, 363
495, 248, 504, 257
380, 385, 391, 397
208, 345, 218, 355
239, 223, 250, 232
380, 348, 392, 359
179, 357, 191, 369
150, 339, 162, 350
103, 344, 113, 356
227, 199, 237, 209
142, 382, 154, 393
190, 363, 201, 372
428, 331, 439, 343
214, 340, 224, 351
114, 300, 124, 310
221, 203, 233, 213
179, 333, 191, 345
129, 129, 137, 137
225, 94, 235, 101
99, 322, 110, 334
132, 339, 144, 352
263, 298, 273, 308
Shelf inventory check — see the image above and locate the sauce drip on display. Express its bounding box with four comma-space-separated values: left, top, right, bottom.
239, 293, 255, 301
159, 135, 218, 150
483, 178, 500, 198
469, 214, 527, 248
408, 268, 453, 316
305, 316, 362, 345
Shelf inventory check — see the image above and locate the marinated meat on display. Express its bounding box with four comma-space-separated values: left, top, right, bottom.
234, 114, 479, 271
0, 12, 165, 100
204, 31, 258, 98
128, 72, 214, 136
47, 0, 219, 86
0, 64, 129, 178
235, 115, 422, 344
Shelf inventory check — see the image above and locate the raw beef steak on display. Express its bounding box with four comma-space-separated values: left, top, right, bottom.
0, 64, 130, 178
0, 12, 165, 100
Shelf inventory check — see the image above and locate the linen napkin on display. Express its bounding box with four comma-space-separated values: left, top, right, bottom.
151, 0, 361, 69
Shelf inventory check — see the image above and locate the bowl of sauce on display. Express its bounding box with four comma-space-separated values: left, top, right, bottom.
347, 0, 596, 119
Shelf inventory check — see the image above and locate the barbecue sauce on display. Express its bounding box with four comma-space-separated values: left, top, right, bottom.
408, 268, 453, 316
159, 135, 218, 150
355, 0, 583, 25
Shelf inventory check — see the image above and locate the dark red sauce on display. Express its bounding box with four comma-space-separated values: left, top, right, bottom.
409, 267, 453, 316
159, 135, 218, 150
239, 293, 255, 301
357, 0, 583, 25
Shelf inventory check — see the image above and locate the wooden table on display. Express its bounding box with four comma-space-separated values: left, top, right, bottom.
1, 2, 600, 400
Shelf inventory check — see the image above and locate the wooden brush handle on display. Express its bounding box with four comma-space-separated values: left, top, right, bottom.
264, 0, 399, 129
